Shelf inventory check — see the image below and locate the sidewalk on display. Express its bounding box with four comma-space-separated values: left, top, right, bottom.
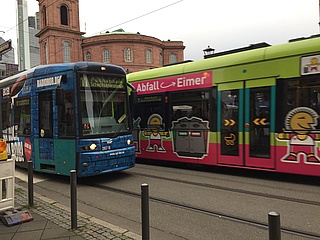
0, 184, 141, 240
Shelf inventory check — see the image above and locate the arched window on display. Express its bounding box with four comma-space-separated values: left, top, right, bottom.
146, 49, 152, 63
124, 48, 133, 62
44, 42, 48, 64
63, 41, 70, 63
169, 53, 177, 64
86, 52, 91, 62
60, 5, 68, 26
42, 6, 47, 26
103, 49, 110, 63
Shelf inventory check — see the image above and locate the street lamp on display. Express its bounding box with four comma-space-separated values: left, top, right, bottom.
203, 46, 215, 59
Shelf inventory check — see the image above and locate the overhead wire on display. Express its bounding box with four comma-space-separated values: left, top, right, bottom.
1, 0, 61, 37
95, 0, 184, 35
49, 0, 184, 60
2, 0, 184, 62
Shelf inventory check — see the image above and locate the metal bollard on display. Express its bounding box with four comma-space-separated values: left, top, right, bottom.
28, 161, 34, 207
141, 183, 150, 240
268, 211, 281, 240
70, 170, 77, 229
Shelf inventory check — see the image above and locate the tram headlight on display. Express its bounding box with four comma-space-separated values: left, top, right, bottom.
127, 139, 131, 145
82, 143, 98, 151
90, 143, 97, 150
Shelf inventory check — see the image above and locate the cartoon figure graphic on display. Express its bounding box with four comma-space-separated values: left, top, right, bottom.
277, 107, 320, 164
143, 114, 169, 152
304, 57, 320, 73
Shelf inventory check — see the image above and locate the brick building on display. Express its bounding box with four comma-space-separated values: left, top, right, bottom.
36, 0, 185, 72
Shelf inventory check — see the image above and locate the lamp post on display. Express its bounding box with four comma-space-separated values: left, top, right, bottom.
203, 46, 215, 59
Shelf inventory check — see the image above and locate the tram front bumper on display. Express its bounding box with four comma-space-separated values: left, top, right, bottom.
78, 146, 135, 177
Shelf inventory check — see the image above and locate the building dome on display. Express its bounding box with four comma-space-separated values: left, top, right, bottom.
36, 0, 185, 72
82, 30, 185, 73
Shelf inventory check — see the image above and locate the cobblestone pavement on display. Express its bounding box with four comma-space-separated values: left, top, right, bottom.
14, 185, 141, 240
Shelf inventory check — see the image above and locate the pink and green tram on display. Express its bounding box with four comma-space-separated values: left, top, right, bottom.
127, 35, 320, 177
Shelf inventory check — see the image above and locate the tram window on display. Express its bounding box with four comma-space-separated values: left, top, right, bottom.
134, 95, 166, 129
171, 90, 210, 121
14, 98, 31, 136
58, 91, 75, 137
220, 90, 239, 156
39, 91, 53, 138
1, 101, 11, 131
276, 77, 320, 131
250, 87, 270, 158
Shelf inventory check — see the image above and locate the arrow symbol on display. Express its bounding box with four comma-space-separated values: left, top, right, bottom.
260, 118, 267, 125
253, 118, 267, 125
253, 118, 260, 125
224, 119, 236, 126
160, 82, 176, 88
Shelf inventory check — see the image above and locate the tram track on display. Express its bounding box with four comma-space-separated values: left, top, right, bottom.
20, 166, 320, 240
131, 172, 320, 207
84, 181, 320, 240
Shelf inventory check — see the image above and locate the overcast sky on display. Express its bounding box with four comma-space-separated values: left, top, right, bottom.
1, 0, 319, 61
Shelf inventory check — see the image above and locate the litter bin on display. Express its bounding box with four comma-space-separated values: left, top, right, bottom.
172, 117, 209, 158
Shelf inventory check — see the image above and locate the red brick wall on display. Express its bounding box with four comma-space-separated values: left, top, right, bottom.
82, 33, 185, 72
37, 0, 185, 72
37, 0, 84, 64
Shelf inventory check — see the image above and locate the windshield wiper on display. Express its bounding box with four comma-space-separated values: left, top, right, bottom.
112, 123, 126, 138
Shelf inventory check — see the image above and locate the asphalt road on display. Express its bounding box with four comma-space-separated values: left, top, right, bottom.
15, 163, 320, 240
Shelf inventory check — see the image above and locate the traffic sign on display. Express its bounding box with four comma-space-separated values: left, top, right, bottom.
0, 40, 12, 54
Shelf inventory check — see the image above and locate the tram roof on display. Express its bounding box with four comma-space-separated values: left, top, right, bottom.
127, 35, 320, 82
0, 62, 125, 88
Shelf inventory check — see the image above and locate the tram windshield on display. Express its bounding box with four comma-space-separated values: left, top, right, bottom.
79, 73, 129, 137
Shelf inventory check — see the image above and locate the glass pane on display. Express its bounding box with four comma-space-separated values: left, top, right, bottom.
39, 92, 53, 138
135, 95, 164, 129
2, 101, 11, 135
250, 87, 270, 158
14, 98, 31, 136
171, 90, 210, 121
277, 77, 320, 131
221, 90, 239, 156
80, 74, 129, 136
58, 91, 75, 137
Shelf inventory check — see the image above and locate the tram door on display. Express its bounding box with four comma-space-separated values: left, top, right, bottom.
35, 91, 55, 170
217, 79, 275, 169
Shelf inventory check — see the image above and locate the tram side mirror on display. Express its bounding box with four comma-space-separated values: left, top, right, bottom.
130, 89, 137, 104
127, 83, 137, 104
55, 87, 65, 106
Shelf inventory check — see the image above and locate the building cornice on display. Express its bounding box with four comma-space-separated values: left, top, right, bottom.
36, 26, 85, 37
